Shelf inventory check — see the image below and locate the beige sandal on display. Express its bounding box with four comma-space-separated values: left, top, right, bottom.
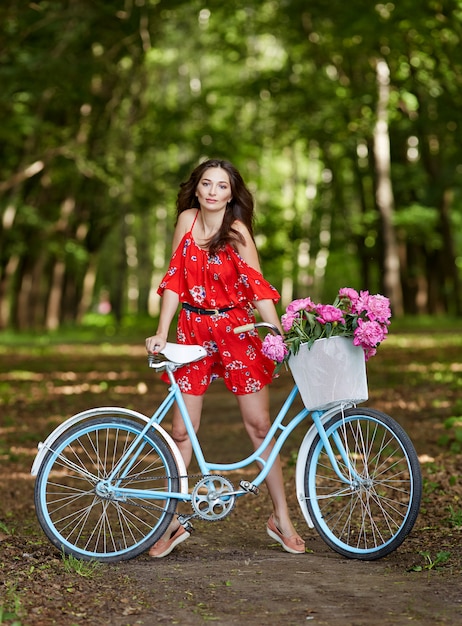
267, 515, 305, 554
149, 525, 190, 558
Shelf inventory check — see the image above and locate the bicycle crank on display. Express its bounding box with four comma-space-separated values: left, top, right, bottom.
191, 475, 235, 521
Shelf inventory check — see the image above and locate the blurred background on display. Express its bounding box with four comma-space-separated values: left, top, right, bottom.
1, 0, 461, 333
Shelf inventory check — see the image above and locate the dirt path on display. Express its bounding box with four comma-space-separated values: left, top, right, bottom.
2, 340, 462, 625
118, 539, 462, 626
108, 521, 462, 626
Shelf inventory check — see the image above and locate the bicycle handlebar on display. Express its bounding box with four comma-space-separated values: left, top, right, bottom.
233, 322, 281, 336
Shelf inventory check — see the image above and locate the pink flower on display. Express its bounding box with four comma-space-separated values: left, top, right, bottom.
261, 334, 288, 363
281, 287, 390, 362
286, 298, 315, 314
362, 294, 391, 324
362, 346, 377, 361
281, 312, 297, 332
353, 319, 387, 349
315, 304, 345, 325
338, 287, 359, 304
353, 290, 369, 315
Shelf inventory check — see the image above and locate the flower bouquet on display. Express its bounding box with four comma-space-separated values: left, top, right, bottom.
262, 288, 391, 410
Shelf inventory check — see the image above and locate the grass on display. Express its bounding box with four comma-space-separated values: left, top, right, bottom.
0, 522, 14, 536
61, 552, 103, 578
446, 505, 462, 529
0, 313, 159, 348
0, 584, 23, 626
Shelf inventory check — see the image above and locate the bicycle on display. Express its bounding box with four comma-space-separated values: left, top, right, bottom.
32, 323, 422, 563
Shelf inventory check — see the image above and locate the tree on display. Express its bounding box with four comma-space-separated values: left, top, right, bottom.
1, 0, 461, 330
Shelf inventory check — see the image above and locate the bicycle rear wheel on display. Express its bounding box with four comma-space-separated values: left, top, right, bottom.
34, 417, 180, 562
304, 407, 421, 560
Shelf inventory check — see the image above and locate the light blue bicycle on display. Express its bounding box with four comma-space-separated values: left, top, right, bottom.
32, 323, 421, 562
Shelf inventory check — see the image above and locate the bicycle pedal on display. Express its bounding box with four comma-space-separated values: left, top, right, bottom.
177, 516, 195, 533
239, 480, 259, 496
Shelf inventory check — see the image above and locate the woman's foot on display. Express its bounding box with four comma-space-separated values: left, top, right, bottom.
267, 514, 305, 554
149, 525, 190, 558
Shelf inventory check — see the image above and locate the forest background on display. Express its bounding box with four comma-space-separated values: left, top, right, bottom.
1, 0, 462, 332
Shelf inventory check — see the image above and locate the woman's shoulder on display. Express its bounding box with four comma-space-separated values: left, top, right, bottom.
172, 209, 198, 252
231, 219, 252, 239
177, 208, 198, 231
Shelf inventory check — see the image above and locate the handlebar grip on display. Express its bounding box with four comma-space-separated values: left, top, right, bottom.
233, 323, 255, 334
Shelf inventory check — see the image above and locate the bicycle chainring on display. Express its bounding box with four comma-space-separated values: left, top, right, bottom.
191, 475, 235, 521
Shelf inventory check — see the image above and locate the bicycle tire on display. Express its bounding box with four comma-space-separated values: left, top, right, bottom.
34, 416, 180, 562
303, 407, 421, 560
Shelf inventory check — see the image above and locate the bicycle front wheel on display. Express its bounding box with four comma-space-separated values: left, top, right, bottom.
34, 417, 180, 562
304, 407, 421, 560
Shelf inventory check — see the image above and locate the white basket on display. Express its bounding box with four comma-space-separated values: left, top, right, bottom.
288, 336, 368, 411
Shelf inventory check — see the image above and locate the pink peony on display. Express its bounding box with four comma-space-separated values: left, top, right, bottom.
362, 346, 377, 361
338, 287, 359, 305
353, 319, 387, 349
362, 293, 391, 324
281, 287, 391, 362
261, 334, 289, 363
281, 312, 297, 332
286, 297, 315, 314
315, 304, 345, 325
354, 290, 390, 320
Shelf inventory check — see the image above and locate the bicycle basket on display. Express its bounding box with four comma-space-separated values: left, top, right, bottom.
288, 336, 368, 411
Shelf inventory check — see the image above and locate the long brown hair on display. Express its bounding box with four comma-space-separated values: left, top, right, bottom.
176, 158, 255, 255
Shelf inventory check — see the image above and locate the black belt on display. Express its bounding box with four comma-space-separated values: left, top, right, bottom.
182, 303, 236, 315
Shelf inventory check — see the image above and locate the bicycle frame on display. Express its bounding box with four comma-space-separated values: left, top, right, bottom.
101, 364, 359, 505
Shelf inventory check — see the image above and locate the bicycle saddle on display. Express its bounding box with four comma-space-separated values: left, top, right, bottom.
156, 342, 207, 365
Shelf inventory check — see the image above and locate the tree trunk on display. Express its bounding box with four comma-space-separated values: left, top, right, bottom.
373, 59, 403, 314
438, 189, 461, 315
46, 259, 66, 331
0, 255, 19, 329
78, 257, 97, 322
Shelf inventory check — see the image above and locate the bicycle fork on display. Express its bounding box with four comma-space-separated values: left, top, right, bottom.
310, 408, 363, 487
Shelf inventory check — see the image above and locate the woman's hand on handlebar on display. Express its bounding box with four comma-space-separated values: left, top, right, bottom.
145, 334, 167, 355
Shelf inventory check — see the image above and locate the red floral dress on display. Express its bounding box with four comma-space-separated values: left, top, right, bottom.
157, 213, 280, 395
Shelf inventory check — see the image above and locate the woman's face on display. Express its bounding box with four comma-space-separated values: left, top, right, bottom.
196, 167, 232, 212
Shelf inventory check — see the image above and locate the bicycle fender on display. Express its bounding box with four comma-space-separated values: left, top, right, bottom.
30, 406, 189, 495
295, 406, 342, 529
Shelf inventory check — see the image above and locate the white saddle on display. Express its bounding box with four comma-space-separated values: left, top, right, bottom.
157, 342, 207, 365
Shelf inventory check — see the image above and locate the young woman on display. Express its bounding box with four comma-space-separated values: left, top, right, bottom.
145, 158, 305, 557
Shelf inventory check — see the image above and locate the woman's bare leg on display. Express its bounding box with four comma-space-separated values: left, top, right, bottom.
237, 387, 303, 540
149, 393, 203, 555
170, 393, 204, 467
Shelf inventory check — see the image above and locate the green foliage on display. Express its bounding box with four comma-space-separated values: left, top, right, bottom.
393, 204, 441, 248
409, 550, 451, 572
438, 415, 462, 453
1, 0, 462, 329
446, 505, 462, 529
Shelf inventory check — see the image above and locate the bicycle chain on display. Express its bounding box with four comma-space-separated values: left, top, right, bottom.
121, 472, 205, 482
118, 473, 210, 513
120, 473, 238, 517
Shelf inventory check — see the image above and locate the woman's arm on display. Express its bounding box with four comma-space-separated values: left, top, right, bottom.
253, 299, 284, 335
233, 221, 262, 272
145, 210, 198, 353
145, 289, 179, 354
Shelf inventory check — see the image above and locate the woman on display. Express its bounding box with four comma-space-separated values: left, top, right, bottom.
145, 158, 305, 557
